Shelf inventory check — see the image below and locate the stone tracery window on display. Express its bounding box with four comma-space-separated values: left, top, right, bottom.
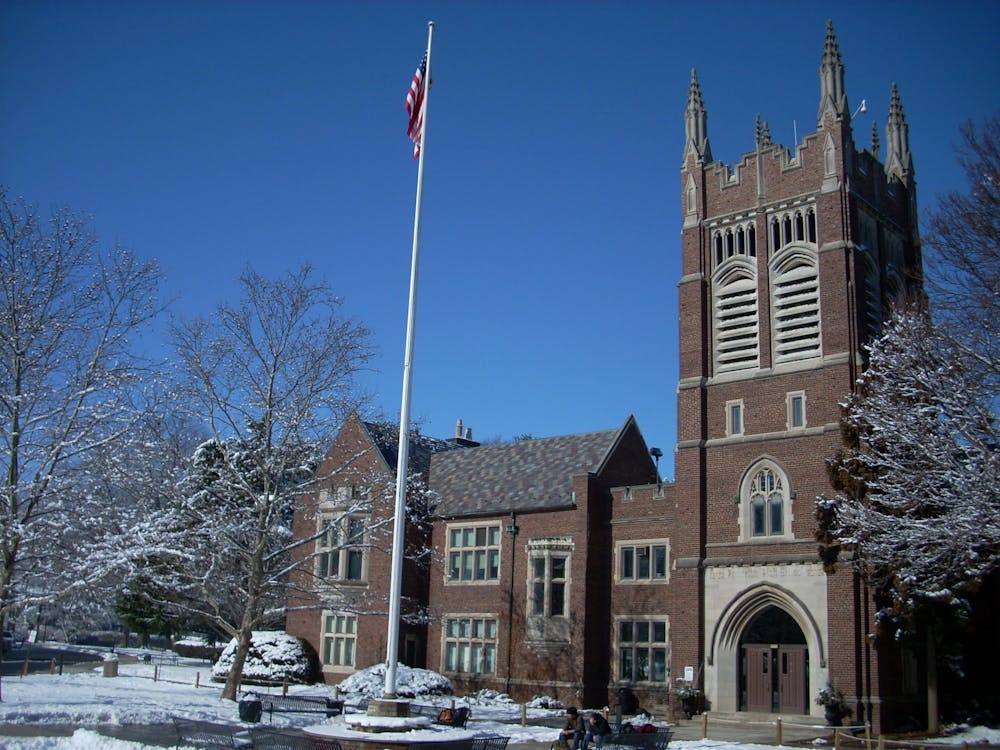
739, 462, 792, 540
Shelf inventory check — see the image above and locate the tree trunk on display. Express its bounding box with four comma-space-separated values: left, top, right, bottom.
222, 626, 252, 701
222, 517, 268, 702
926, 628, 940, 734
0, 549, 18, 703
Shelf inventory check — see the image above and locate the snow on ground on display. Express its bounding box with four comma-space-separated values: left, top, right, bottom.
0, 647, 997, 749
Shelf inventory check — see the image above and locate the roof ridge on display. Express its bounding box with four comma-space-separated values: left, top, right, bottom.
448, 426, 620, 454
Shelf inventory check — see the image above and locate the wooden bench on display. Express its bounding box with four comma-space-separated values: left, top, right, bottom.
172, 716, 251, 748
249, 727, 343, 750
241, 692, 344, 722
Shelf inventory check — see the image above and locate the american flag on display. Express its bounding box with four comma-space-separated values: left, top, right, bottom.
405, 52, 428, 159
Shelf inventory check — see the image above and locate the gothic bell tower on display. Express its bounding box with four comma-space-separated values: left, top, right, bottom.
670, 19, 922, 729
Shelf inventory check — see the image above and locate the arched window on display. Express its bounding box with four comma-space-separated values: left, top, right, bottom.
740, 462, 792, 540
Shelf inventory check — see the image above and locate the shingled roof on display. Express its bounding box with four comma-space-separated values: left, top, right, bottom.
429, 421, 632, 518
362, 420, 466, 475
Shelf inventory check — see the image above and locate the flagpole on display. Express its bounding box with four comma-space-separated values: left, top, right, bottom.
385, 19, 434, 700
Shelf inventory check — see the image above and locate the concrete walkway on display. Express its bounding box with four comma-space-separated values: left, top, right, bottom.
0, 714, 837, 747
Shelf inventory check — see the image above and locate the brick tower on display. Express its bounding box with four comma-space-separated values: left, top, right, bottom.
673, 20, 922, 728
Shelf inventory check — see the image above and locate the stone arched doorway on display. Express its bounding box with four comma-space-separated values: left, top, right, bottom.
706, 579, 826, 715
739, 606, 808, 714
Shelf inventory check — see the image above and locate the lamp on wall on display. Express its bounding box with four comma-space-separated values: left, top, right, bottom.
505, 514, 519, 537
650, 446, 663, 476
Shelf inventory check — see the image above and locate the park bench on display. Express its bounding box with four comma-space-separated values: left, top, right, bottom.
470, 735, 510, 750
172, 716, 251, 748
406, 740, 473, 750
249, 726, 343, 750
604, 729, 673, 750
345, 696, 370, 713
141, 650, 179, 665
408, 704, 471, 728
407, 702, 438, 718
241, 691, 344, 723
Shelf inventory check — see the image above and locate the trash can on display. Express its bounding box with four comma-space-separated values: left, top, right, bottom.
617, 686, 638, 714
102, 652, 119, 678
238, 698, 263, 723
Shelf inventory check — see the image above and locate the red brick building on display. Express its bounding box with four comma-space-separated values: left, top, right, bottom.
289, 21, 923, 731
286, 414, 467, 682
424, 416, 657, 709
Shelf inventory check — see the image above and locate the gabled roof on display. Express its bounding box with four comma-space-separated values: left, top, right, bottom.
430, 418, 639, 518
362, 420, 466, 476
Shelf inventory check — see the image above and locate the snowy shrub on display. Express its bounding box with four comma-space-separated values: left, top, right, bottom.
526, 695, 564, 709
173, 634, 224, 661
469, 689, 516, 705
211, 631, 319, 685
337, 662, 452, 698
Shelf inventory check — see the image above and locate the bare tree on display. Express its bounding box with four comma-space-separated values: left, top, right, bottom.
0, 187, 162, 698
922, 111, 1000, 386
152, 265, 375, 700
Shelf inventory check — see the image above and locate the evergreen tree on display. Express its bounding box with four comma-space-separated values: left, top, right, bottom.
818, 307, 1000, 730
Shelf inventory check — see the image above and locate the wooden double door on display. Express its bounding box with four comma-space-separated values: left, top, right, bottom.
743, 644, 807, 714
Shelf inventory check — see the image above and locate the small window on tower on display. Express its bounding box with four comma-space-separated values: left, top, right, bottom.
727, 400, 744, 437
788, 392, 806, 429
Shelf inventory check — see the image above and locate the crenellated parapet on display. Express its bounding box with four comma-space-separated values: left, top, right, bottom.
680, 22, 917, 235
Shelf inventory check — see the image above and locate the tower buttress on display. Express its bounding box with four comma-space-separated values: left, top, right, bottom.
885, 83, 914, 186
817, 19, 850, 125
755, 115, 771, 203
684, 69, 712, 164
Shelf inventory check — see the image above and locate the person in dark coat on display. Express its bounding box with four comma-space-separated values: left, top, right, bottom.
582, 711, 613, 750
552, 707, 585, 750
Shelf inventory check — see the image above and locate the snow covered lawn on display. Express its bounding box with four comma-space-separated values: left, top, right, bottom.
0, 649, 996, 750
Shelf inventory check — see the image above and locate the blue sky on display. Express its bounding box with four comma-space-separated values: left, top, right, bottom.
2, 1, 998, 478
